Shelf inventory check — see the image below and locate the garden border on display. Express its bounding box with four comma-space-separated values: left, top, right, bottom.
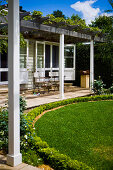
25, 94, 113, 169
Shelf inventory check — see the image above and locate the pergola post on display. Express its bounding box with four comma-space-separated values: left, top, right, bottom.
90, 39, 94, 91
59, 34, 64, 99
7, 0, 22, 167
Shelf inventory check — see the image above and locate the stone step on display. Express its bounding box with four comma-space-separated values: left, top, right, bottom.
64, 83, 73, 86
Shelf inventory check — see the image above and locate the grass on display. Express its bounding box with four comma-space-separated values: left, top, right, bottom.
35, 101, 113, 170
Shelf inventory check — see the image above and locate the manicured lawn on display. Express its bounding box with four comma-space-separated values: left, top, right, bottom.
35, 101, 113, 169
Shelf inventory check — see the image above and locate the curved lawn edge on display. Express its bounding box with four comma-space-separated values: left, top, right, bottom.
26, 95, 113, 170
28, 94, 113, 123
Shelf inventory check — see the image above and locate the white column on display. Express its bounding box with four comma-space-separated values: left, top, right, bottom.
7, 0, 22, 167
90, 39, 94, 91
59, 34, 64, 99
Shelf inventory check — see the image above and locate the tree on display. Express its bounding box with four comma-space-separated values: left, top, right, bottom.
52, 10, 66, 19
71, 14, 81, 21
91, 15, 113, 42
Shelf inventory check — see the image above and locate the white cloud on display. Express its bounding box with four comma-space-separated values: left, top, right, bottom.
101, 12, 113, 17
71, 0, 100, 25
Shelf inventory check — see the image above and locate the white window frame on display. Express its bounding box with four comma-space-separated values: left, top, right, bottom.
35, 41, 76, 80
35, 41, 45, 74
20, 39, 29, 70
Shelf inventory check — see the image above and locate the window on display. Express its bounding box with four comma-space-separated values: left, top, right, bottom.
20, 44, 27, 68
0, 52, 8, 82
45, 45, 50, 68
64, 46, 74, 68
52, 45, 59, 68
37, 43, 44, 68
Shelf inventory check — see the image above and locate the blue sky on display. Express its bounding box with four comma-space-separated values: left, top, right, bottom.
19, 0, 112, 24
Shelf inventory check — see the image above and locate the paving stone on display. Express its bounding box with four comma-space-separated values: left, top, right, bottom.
21, 165, 41, 170
0, 155, 42, 170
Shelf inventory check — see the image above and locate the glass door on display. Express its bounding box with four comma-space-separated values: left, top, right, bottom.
52, 45, 59, 68
45, 44, 50, 77
64, 45, 76, 80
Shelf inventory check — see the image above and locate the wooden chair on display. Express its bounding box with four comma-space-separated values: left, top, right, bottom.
49, 72, 59, 91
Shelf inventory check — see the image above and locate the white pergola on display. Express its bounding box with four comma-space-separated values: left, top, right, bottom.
7, 0, 94, 166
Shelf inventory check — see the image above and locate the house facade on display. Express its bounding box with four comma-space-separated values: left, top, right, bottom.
0, 40, 76, 89
0, 14, 105, 90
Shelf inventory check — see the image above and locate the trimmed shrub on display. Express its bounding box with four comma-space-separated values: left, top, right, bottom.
28, 94, 113, 121
39, 148, 92, 170
22, 149, 44, 166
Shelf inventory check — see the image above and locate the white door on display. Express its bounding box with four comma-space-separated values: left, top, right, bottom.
64, 45, 76, 80
20, 40, 28, 84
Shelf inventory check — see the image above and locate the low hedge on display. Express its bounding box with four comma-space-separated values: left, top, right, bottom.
28, 94, 113, 121
39, 148, 92, 170
25, 94, 113, 169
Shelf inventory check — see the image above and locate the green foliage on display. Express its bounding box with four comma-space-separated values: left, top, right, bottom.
22, 149, 43, 166
91, 15, 113, 41
0, 96, 27, 151
0, 39, 8, 53
93, 77, 105, 95
24, 11, 43, 21
23, 9, 101, 35
20, 96, 27, 114
109, 83, 113, 93
91, 16, 113, 32
52, 10, 66, 19
39, 148, 92, 170
0, 108, 8, 152
32, 11, 43, 17
20, 33, 27, 48
71, 14, 81, 21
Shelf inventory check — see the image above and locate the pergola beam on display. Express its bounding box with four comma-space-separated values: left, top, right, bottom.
7, 0, 22, 167
21, 20, 105, 42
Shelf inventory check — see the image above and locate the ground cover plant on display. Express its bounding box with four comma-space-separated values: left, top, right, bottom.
35, 100, 113, 170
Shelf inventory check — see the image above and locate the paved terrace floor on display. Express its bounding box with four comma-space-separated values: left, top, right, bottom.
0, 86, 91, 109
0, 154, 41, 170
26, 89, 91, 109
